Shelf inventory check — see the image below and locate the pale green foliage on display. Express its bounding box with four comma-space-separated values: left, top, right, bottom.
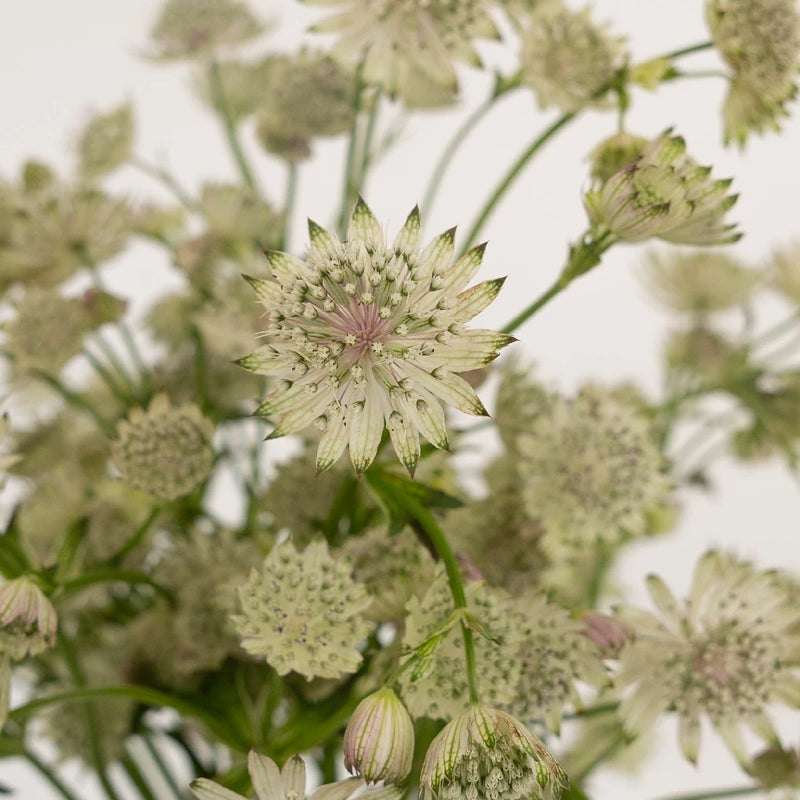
615, 551, 800, 764
399, 567, 523, 720
233, 539, 372, 680
521, 2, 626, 112
77, 103, 135, 181
148, 0, 263, 60
340, 527, 435, 622
238, 199, 512, 475
111, 393, 215, 500
419, 704, 568, 800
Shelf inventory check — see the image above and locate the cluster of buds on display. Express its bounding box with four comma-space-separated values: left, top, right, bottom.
583, 130, 740, 246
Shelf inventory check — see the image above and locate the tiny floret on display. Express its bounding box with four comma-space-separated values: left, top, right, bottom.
239, 199, 512, 475
419, 704, 569, 800
343, 686, 415, 784
111, 394, 215, 500
583, 130, 741, 246
232, 539, 372, 680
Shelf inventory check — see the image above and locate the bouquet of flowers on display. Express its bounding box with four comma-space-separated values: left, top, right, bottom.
1, 1, 800, 799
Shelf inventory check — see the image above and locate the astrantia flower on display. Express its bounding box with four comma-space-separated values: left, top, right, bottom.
518, 388, 670, 551
419, 704, 569, 800
232, 539, 372, 680
0, 576, 57, 661
111, 394, 215, 500
191, 751, 372, 800
306, 0, 499, 100
238, 198, 512, 475
520, 3, 626, 112
614, 551, 800, 764
588, 131, 648, 184
583, 130, 741, 246
642, 251, 759, 313
148, 0, 263, 61
707, 0, 800, 145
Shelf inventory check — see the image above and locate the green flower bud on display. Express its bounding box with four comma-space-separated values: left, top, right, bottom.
343, 687, 415, 784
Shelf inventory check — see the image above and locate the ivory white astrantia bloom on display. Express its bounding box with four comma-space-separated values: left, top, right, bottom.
238, 198, 512, 475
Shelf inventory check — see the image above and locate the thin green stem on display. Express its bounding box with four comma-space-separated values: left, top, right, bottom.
501, 277, 566, 335
421, 90, 502, 218
59, 568, 175, 606
338, 60, 367, 236
208, 59, 259, 193
23, 750, 82, 800
355, 86, 383, 194
282, 161, 298, 251
130, 158, 197, 211
59, 637, 124, 800
86, 264, 152, 399
650, 786, 759, 800
83, 344, 137, 406
459, 110, 577, 255
107, 506, 162, 567
142, 734, 184, 800
26, 369, 114, 435
660, 41, 714, 60
402, 494, 480, 704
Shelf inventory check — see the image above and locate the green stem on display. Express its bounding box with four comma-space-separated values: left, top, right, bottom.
501, 231, 616, 334
401, 493, 480, 704
338, 61, 367, 236
129, 157, 197, 211
23, 750, 82, 800
282, 161, 298, 251
120, 750, 158, 800
355, 86, 383, 194
59, 568, 175, 606
660, 41, 714, 60
86, 264, 152, 399
10, 685, 248, 751
459, 110, 577, 255
141, 734, 184, 800
421, 81, 509, 218
562, 700, 620, 721
650, 786, 759, 800
107, 506, 162, 567
83, 345, 137, 406
59, 637, 124, 800
24, 369, 114, 434
208, 60, 259, 193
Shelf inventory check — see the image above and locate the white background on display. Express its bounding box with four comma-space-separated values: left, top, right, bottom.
1, 1, 799, 798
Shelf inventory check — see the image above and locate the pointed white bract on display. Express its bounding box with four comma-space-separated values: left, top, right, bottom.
239, 199, 511, 475
614, 551, 800, 765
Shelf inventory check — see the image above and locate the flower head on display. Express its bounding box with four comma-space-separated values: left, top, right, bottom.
343, 686, 415, 784
0, 576, 57, 661
518, 388, 670, 551
707, 0, 800, 145
76, 103, 135, 181
588, 131, 648, 184
520, 3, 626, 112
111, 394, 215, 500
419, 704, 568, 800
642, 251, 760, 313
148, 0, 263, 60
306, 0, 499, 101
583, 130, 741, 246
238, 199, 512, 475
232, 539, 372, 680
191, 751, 367, 800
615, 551, 800, 764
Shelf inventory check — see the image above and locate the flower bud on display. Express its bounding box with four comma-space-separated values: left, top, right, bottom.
343, 687, 414, 784
0, 576, 58, 661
